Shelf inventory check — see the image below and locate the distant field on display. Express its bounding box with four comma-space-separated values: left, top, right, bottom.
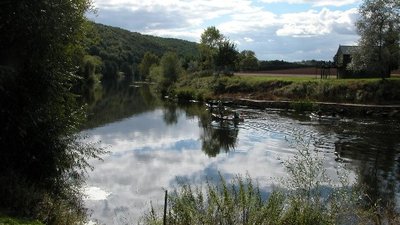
236, 67, 400, 78
236, 67, 337, 78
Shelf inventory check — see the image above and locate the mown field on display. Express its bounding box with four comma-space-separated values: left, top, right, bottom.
236, 67, 400, 77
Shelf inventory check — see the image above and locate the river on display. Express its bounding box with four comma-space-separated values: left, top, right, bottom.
82, 82, 400, 225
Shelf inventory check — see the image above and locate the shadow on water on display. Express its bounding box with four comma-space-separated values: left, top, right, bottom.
83, 80, 161, 129
277, 110, 400, 209
332, 119, 400, 207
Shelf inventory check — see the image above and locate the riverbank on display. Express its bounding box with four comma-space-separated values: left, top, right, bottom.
0, 215, 44, 225
173, 75, 400, 117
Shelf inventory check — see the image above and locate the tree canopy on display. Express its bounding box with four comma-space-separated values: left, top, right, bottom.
138, 51, 160, 80
351, 0, 400, 78
0, 0, 103, 223
238, 50, 259, 71
199, 26, 238, 74
85, 22, 198, 81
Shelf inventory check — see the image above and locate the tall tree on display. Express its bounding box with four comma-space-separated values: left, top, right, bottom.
160, 52, 181, 86
199, 26, 224, 71
138, 51, 160, 80
351, 0, 400, 78
215, 40, 238, 74
0, 0, 102, 223
199, 26, 238, 74
238, 50, 259, 71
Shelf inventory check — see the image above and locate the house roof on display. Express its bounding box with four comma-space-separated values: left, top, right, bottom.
337, 45, 358, 55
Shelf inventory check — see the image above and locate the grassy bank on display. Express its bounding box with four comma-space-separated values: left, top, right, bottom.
0, 215, 44, 225
173, 75, 400, 105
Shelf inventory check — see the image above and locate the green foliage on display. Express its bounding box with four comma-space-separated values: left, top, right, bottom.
351, 0, 400, 78
144, 175, 285, 225
290, 100, 316, 112
199, 26, 238, 74
200, 26, 225, 49
0, 0, 104, 223
238, 50, 259, 71
139, 52, 160, 80
85, 22, 198, 81
174, 74, 400, 104
0, 215, 44, 225
215, 40, 239, 74
151, 52, 183, 94
175, 88, 196, 101
102, 60, 119, 80
75, 54, 102, 101
149, 65, 162, 82
199, 26, 224, 71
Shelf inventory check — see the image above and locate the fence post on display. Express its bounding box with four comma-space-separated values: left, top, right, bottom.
163, 190, 168, 225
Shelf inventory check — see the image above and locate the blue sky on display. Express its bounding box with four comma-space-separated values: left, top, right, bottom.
88, 0, 362, 61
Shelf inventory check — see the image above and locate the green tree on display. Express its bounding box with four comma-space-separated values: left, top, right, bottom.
76, 55, 102, 101
120, 61, 134, 79
151, 52, 182, 94
199, 26, 224, 71
138, 51, 160, 80
350, 0, 400, 78
0, 0, 102, 223
160, 52, 181, 85
238, 50, 259, 71
199, 26, 238, 74
215, 40, 238, 74
102, 60, 118, 80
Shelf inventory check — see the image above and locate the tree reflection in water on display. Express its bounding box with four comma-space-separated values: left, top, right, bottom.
162, 102, 179, 125
200, 119, 239, 157
172, 102, 240, 157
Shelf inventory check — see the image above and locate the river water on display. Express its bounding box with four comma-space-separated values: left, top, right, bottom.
82, 83, 400, 225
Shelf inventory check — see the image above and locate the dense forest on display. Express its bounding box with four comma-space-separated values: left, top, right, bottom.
83, 22, 199, 80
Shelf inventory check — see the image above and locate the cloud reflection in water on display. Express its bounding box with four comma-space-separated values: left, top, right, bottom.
83, 108, 297, 224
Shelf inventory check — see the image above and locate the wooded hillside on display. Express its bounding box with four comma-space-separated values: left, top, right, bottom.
85, 22, 199, 79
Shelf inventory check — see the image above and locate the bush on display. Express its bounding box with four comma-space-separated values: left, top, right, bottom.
176, 88, 196, 102
290, 100, 316, 112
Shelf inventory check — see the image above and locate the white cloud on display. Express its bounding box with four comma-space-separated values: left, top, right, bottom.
259, 0, 361, 7
244, 37, 254, 42
276, 8, 358, 37
89, 0, 361, 60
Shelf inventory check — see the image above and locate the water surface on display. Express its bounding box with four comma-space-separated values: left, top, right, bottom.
83, 84, 400, 225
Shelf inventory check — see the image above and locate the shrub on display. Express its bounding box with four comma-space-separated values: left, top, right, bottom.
290, 100, 316, 112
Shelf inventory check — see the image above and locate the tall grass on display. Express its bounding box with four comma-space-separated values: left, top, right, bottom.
143, 135, 399, 225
